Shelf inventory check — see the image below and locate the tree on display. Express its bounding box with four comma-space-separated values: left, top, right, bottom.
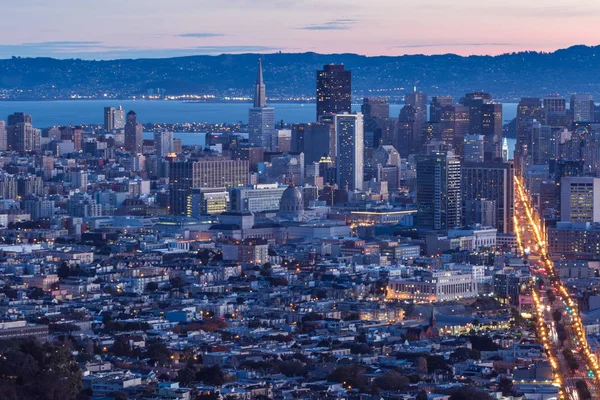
450, 347, 480, 363
195, 365, 225, 386
270, 277, 288, 286
29, 287, 46, 300
373, 371, 410, 391
448, 386, 493, 400
425, 355, 451, 372
277, 360, 305, 377
146, 282, 159, 292
145, 341, 171, 366
176, 364, 197, 385
546, 289, 556, 304
498, 377, 513, 396
0, 339, 82, 400
169, 276, 186, 290
416, 390, 428, 400
328, 365, 368, 392
552, 309, 562, 323
415, 357, 428, 374
576, 380, 592, 400
58, 262, 71, 279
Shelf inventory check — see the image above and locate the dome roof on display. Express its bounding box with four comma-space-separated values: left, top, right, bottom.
278, 183, 304, 218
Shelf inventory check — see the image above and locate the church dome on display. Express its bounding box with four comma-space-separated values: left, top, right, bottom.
279, 183, 304, 218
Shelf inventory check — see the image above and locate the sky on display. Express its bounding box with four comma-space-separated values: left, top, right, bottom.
1, 0, 599, 59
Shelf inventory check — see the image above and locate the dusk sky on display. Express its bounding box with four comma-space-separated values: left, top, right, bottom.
2, 0, 599, 59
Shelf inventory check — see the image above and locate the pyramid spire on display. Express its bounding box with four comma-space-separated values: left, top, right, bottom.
254, 58, 266, 108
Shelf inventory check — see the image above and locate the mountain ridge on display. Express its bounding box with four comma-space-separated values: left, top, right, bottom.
1, 45, 600, 101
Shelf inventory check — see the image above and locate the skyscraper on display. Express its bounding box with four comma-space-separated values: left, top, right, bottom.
462, 161, 515, 233
516, 98, 544, 171
124, 110, 143, 154
104, 106, 125, 131
416, 151, 462, 230
316, 64, 351, 119
460, 93, 502, 161
361, 97, 389, 120
335, 113, 364, 191
7, 112, 38, 152
543, 96, 568, 129
0, 120, 6, 151
291, 123, 332, 164
248, 59, 275, 148
398, 105, 418, 156
154, 130, 174, 158
560, 177, 600, 223
463, 135, 484, 163
570, 94, 595, 121
430, 96, 453, 123
169, 159, 249, 215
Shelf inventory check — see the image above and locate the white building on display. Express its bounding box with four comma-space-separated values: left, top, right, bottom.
154, 130, 174, 157
387, 271, 477, 302
230, 184, 286, 213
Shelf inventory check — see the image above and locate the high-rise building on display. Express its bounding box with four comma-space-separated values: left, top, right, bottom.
335, 113, 364, 191
405, 90, 428, 122
516, 98, 544, 168
71, 170, 88, 192
463, 135, 484, 163
462, 161, 515, 233
430, 96, 453, 123
316, 64, 351, 119
169, 159, 249, 215
440, 104, 469, 156
104, 106, 125, 131
154, 130, 174, 157
416, 151, 462, 230
0, 120, 6, 151
361, 97, 389, 120
398, 105, 418, 156
570, 94, 594, 121
543, 96, 568, 129
248, 59, 276, 148
461, 93, 502, 161
7, 112, 38, 152
560, 177, 600, 223
124, 110, 143, 154
291, 123, 332, 164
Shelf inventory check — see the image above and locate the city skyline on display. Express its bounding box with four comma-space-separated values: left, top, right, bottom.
1, 0, 600, 59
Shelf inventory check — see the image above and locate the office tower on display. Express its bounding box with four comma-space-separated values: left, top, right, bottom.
7, 112, 38, 152
188, 187, 229, 217
570, 94, 594, 121
291, 123, 332, 164
0, 120, 6, 151
248, 59, 276, 148
461, 93, 502, 161
437, 104, 469, 156
516, 98, 544, 167
173, 138, 183, 154
430, 96, 453, 123
463, 135, 484, 163
462, 161, 515, 233
154, 130, 174, 157
398, 105, 418, 156
316, 64, 351, 119
22, 195, 55, 221
335, 113, 364, 191
361, 97, 389, 120
169, 159, 249, 215
405, 90, 428, 148
71, 170, 88, 191
416, 151, 462, 230
530, 123, 555, 165
543, 96, 569, 129
560, 177, 600, 223
124, 110, 143, 154
104, 106, 125, 131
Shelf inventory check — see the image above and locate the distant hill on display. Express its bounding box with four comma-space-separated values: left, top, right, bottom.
1, 45, 600, 101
